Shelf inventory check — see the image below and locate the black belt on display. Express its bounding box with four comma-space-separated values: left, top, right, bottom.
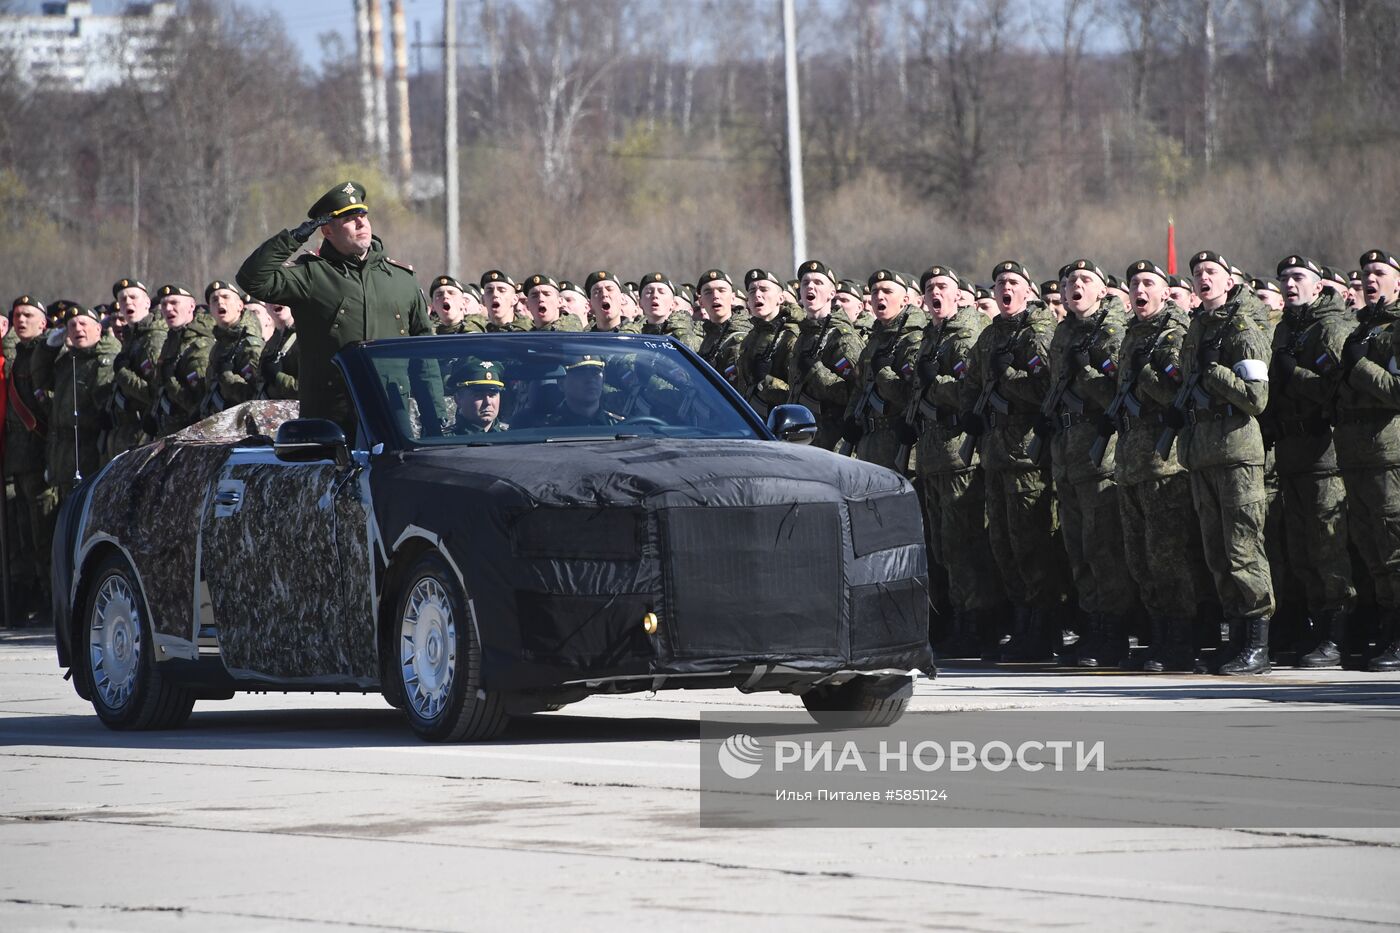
1336, 410, 1396, 426
1275, 416, 1331, 437
987, 412, 1035, 428
1119, 412, 1166, 432
1055, 412, 1095, 428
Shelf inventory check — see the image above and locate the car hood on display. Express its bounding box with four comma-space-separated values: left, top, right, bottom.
384, 437, 910, 508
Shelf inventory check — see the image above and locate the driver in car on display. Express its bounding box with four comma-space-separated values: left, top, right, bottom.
536, 355, 626, 428
447, 359, 508, 434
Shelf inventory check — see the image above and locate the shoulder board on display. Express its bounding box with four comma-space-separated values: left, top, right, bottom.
386, 257, 415, 273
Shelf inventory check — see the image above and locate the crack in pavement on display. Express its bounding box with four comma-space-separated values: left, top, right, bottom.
0, 897, 454, 932
1, 814, 1394, 926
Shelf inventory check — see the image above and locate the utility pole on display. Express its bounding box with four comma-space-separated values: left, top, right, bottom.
390, 0, 413, 183
355, 0, 374, 153
443, 0, 459, 278
781, 0, 807, 272
369, 0, 390, 171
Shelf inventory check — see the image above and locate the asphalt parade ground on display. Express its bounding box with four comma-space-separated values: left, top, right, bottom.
2, 629, 1399, 931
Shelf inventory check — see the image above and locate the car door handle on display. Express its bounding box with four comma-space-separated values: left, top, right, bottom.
214, 490, 242, 507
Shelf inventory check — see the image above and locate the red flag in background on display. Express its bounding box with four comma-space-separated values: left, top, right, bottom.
1167, 217, 1177, 275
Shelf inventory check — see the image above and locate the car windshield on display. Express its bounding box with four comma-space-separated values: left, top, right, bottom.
356, 333, 762, 447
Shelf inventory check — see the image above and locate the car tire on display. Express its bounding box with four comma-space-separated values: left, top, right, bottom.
394, 552, 507, 742
801, 675, 912, 728
82, 552, 195, 730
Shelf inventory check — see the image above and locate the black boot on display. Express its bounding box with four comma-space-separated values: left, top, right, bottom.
1001, 607, 1057, 662
1076, 614, 1128, 668
1219, 618, 1272, 675
1299, 610, 1346, 669
1144, 617, 1195, 672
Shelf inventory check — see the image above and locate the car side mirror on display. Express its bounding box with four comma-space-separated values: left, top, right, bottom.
767, 404, 818, 445
275, 418, 351, 468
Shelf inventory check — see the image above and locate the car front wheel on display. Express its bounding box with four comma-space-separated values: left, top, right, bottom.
801, 675, 912, 727
83, 552, 194, 730
395, 552, 507, 742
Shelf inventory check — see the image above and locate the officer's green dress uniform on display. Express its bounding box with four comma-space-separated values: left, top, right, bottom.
1263, 256, 1356, 666
910, 293, 1002, 654
962, 261, 1064, 659
4, 298, 56, 615
236, 181, 443, 439
1111, 267, 1214, 671
446, 359, 508, 435
1334, 250, 1400, 671
202, 296, 265, 417
1044, 270, 1136, 666
1176, 252, 1275, 674
105, 279, 166, 460
260, 326, 299, 400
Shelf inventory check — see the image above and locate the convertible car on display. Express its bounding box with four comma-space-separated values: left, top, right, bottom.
53, 333, 932, 741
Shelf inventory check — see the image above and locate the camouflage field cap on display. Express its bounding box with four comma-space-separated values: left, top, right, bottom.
919, 265, 962, 291
430, 274, 465, 296
1126, 260, 1169, 285
1359, 249, 1400, 274
449, 358, 505, 389
479, 269, 516, 289
797, 259, 835, 284
111, 277, 148, 299
308, 181, 368, 220
525, 273, 559, 294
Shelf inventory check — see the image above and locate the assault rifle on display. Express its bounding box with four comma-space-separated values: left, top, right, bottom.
1089, 314, 1171, 468
956, 374, 1008, 466
1155, 307, 1238, 460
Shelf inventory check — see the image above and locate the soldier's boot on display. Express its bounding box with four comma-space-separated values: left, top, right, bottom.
1001, 607, 1057, 663
979, 608, 1008, 664
1076, 614, 1128, 668
1144, 617, 1195, 673
1366, 612, 1400, 672
943, 609, 984, 659
1298, 610, 1346, 669
1219, 618, 1272, 676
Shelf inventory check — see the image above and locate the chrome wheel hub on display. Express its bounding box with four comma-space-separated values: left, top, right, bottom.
90, 575, 141, 710
400, 577, 456, 720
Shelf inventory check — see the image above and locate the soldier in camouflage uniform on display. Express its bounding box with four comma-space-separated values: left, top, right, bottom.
961, 260, 1063, 661
586, 271, 642, 334
4, 297, 55, 618
695, 268, 751, 382
787, 260, 863, 451
105, 277, 166, 459
430, 275, 486, 335
638, 272, 701, 350
735, 268, 802, 421
833, 279, 865, 331
840, 269, 925, 468
523, 274, 584, 332
1111, 261, 1214, 672
34, 303, 119, 497
904, 266, 1001, 656
259, 303, 298, 401
150, 285, 216, 437
1335, 250, 1400, 671
560, 280, 591, 330
1173, 251, 1275, 675
479, 270, 531, 332
1262, 256, 1356, 667
201, 280, 265, 417
1039, 260, 1136, 667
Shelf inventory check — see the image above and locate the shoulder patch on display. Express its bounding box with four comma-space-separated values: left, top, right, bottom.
386, 257, 415, 273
